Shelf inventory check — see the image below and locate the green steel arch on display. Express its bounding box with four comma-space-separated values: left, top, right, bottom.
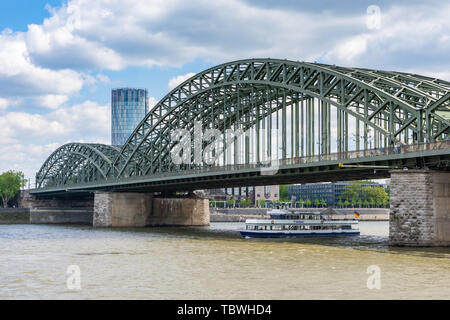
36, 143, 121, 188
110, 58, 450, 179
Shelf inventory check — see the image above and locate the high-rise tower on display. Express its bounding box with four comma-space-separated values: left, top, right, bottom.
111, 88, 149, 145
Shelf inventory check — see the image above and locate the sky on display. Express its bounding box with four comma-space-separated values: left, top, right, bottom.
0, 0, 449, 185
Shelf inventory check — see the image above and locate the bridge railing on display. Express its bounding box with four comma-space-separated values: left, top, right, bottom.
282, 140, 450, 165
115, 140, 450, 181
37, 140, 449, 190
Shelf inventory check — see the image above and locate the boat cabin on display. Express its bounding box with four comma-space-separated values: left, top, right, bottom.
269, 212, 322, 220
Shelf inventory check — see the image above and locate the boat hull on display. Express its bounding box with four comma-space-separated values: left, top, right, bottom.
240, 230, 360, 238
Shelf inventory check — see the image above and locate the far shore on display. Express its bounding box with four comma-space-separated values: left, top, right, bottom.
210, 207, 389, 222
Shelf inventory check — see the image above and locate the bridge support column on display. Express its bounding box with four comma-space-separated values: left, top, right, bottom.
389, 170, 450, 246
93, 192, 210, 227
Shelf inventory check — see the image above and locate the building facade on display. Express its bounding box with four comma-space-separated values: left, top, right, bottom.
205, 185, 280, 206
254, 185, 279, 204
288, 181, 388, 207
111, 88, 149, 146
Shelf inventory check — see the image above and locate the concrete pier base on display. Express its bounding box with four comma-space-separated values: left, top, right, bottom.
30, 209, 93, 225
93, 192, 210, 228
390, 170, 450, 246
19, 191, 94, 225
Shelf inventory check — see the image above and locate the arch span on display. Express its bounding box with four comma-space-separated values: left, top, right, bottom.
36, 143, 121, 188
111, 58, 450, 179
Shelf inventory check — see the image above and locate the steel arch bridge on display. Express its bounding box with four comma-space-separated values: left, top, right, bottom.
36, 143, 121, 188
34, 58, 450, 193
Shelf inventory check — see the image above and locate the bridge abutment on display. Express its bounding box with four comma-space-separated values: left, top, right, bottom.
19, 190, 94, 225
389, 170, 450, 246
93, 192, 210, 227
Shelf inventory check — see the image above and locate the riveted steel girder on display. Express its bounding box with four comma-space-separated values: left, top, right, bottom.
111, 59, 450, 179
35, 143, 121, 188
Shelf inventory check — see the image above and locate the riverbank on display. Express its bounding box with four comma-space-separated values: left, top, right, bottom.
210, 207, 389, 222
0, 208, 92, 225
0, 208, 30, 224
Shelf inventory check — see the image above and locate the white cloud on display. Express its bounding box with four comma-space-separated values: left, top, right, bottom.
323, 4, 450, 75
148, 96, 158, 109
326, 35, 368, 64
168, 72, 196, 90
5, 0, 444, 82
36, 94, 69, 109
0, 101, 110, 182
0, 31, 84, 98
0, 112, 67, 140
49, 100, 111, 140
20, 0, 363, 70
0, 98, 11, 110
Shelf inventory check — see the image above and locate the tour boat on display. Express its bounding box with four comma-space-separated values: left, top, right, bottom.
240, 209, 360, 238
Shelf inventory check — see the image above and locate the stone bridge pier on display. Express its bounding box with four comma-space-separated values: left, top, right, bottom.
390, 170, 450, 246
93, 192, 210, 228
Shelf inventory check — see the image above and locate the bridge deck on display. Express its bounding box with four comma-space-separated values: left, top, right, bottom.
31, 142, 450, 196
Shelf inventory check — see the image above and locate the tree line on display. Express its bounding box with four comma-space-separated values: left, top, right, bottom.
209, 180, 390, 209
337, 180, 389, 208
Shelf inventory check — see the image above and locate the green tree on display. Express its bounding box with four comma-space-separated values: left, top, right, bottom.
314, 199, 320, 208
240, 198, 252, 208
226, 198, 235, 208
361, 186, 389, 208
337, 199, 343, 208
210, 198, 216, 207
339, 181, 367, 204
357, 198, 363, 208
298, 199, 304, 208
0, 171, 26, 208
258, 199, 266, 208
320, 199, 326, 208
340, 181, 390, 208
279, 185, 291, 202
305, 198, 311, 208
375, 197, 383, 208
344, 200, 350, 208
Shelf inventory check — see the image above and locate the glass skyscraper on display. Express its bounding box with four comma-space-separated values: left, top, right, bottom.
111, 88, 149, 146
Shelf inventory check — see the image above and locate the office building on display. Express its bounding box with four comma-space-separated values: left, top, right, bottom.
111, 88, 149, 145
288, 181, 388, 207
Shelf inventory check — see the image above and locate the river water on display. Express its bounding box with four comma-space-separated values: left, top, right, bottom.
0, 222, 448, 300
